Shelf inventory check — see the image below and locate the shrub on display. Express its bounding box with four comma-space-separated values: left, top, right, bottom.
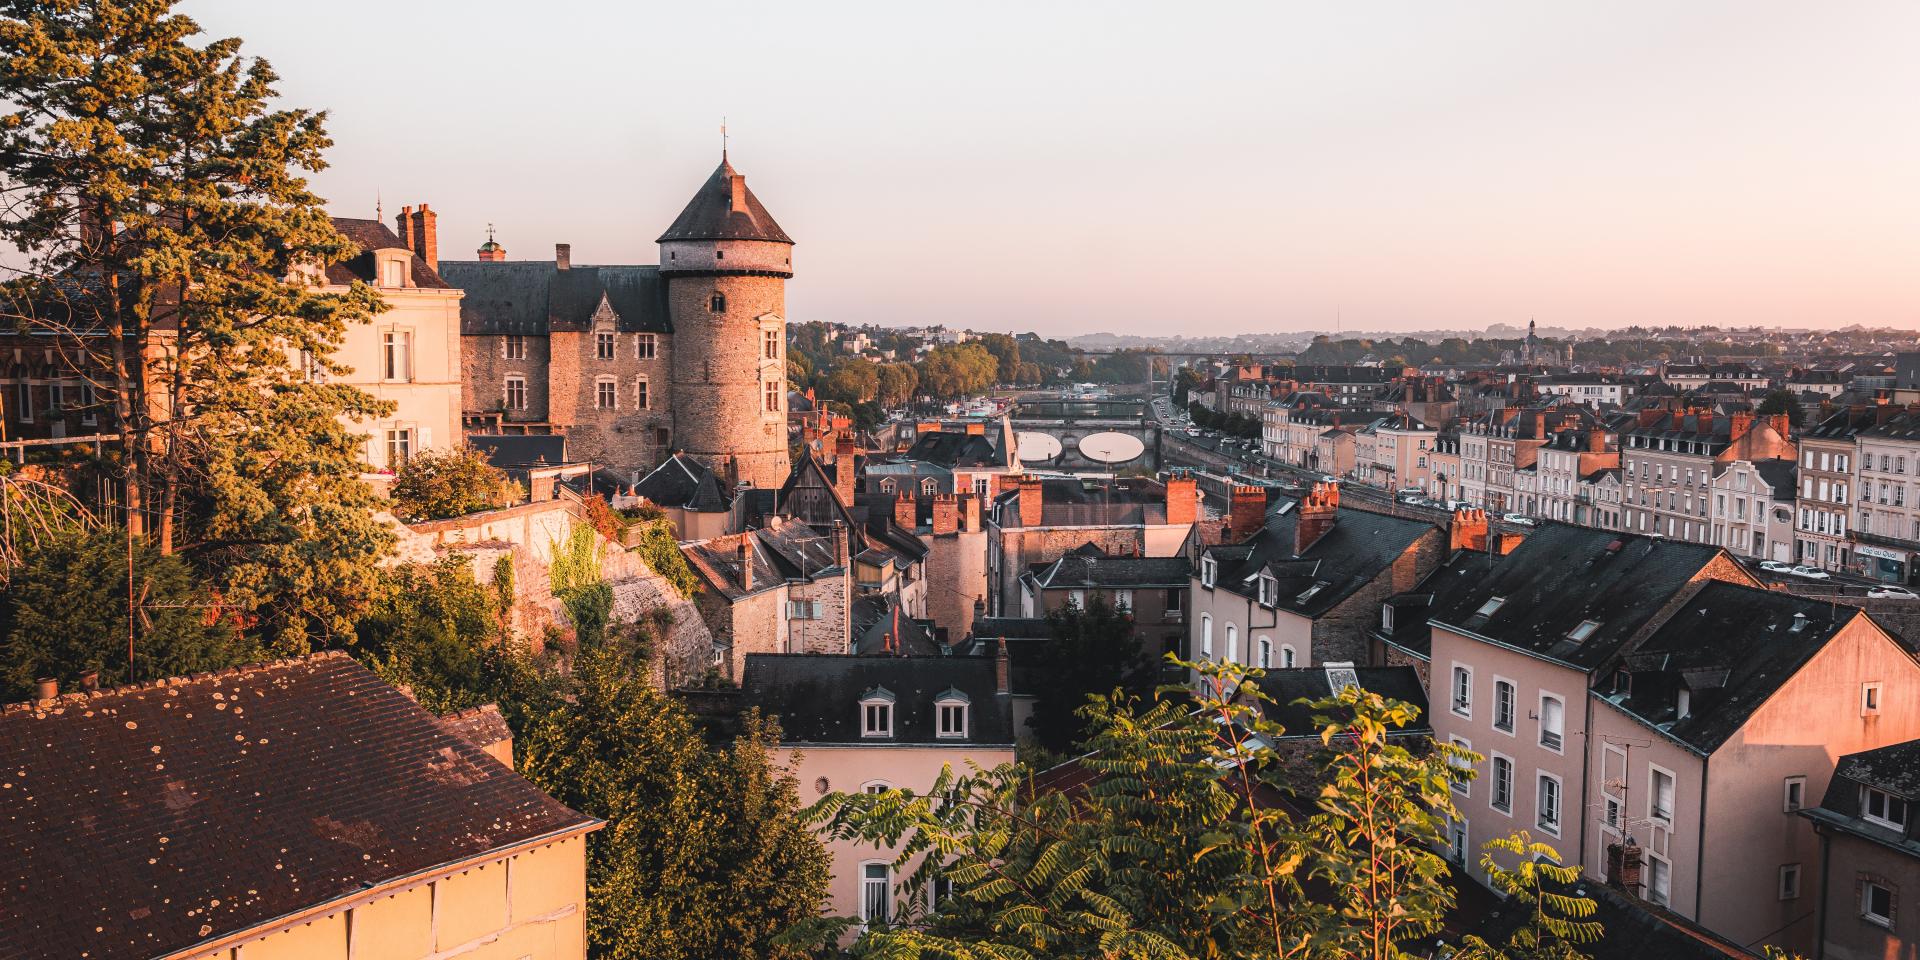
389, 446, 521, 521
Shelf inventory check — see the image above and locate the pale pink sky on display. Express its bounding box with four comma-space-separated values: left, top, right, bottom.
186, 1, 1918, 336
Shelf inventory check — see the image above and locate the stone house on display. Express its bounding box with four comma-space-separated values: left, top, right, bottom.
1801, 739, 1920, 960
1017, 546, 1190, 665
985, 475, 1203, 618
682, 519, 856, 679
0, 653, 600, 960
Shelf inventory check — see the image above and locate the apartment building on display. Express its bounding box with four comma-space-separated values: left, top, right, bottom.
1620, 408, 1794, 545
986, 475, 1202, 617
1797, 405, 1873, 571
1801, 739, 1920, 960
1709, 458, 1796, 562
1018, 547, 1190, 663
1854, 408, 1920, 583
1354, 413, 1437, 493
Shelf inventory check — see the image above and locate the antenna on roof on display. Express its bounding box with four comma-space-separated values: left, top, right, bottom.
486, 222, 496, 243
375, 189, 383, 222
721, 116, 729, 161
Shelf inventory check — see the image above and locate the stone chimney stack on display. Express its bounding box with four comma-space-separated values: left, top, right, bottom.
729, 173, 749, 213
1229, 484, 1266, 542
1638, 407, 1664, 429
832, 521, 848, 568
395, 205, 413, 253
958, 492, 982, 533
1588, 429, 1608, 453
555, 243, 571, 271
995, 638, 1011, 694
894, 493, 918, 530
833, 439, 858, 506
1450, 507, 1489, 553
1018, 478, 1046, 527
736, 535, 753, 592
1771, 413, 1791, 437
1729, 410, 1754, 441
1164, 473, 1198, 526
1294, 482, 1340, 556
931, 494, 959, 535
406, 204, 438, 272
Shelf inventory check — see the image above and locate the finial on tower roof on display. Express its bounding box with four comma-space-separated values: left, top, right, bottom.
721, 116, 729, 162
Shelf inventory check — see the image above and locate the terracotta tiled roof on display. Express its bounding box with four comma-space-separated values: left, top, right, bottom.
0, 653, 597, 960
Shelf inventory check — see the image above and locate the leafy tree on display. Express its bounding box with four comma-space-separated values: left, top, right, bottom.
0, 526, 260, 699
1757, 389, 1806, 428
918, 342, 999, 399
820, 357, 881, 407
518, 624, 831, 960
876, 362, 919, 408
1452, 833, 1602, 960
351, 557, 550, 722
801, 658, 1504, 960
0, 1, 396, 651
1025, 593, 1146, 751
389, 445, 521, 521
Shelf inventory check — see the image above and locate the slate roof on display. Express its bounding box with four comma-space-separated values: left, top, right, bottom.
1257, 666, 1431, 739
1203, 501, 1437, 620
469, 434, 570, 469
1832, 738, 1920, 797
1461, 874, 1750, 960
852, 594, 941, 657
634, 453, 730, 512
1000, 477, 1180, 528
0, 654, 596, 960
327, 217, 451, 289
656, 159, 793, 244
1802, 738, 1920, 862
1752, 459, 1798, 500
438, 703, 513, 755
1426, 524, 1738, 671
1032, 553, 1191, 589
904, 430, 1003, 468
435, 260, 670, 336
740, 654, 1014, 745
1861, 409, 1920, 443
1600, 582, 1863, 753
965, 617, 1053, 643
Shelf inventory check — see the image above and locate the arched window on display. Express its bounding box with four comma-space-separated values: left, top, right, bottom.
710, 291, 727, 313
1281, 645, 1297, 668
1225, 624, 1238, 664
1201, 614, 1213, 658
1258, 638, 1271, 669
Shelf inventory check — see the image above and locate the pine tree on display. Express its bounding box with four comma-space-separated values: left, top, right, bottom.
0, 0, 394, 650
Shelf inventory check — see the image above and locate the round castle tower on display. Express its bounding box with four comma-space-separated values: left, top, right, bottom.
659, 157, 794, 490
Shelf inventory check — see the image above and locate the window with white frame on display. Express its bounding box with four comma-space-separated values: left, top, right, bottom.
1451, 665, 1472, 716
636, 333, 656, 359
385, 428, 413, 468
921, 477, 938, 496
1491, 755, 1513, 813
1537, 774, 1562, 834
505, 334, 526, 360
382, 330, 412, 381
1647, 854, 1671, 905
1779, 864, 1801, 900
862, 862, 890, 925
764, 328, 780, 361
1200, 555, 1217, 589
1784, 776, 1807, 812
860, 688, 895, 738
12, 381, 29, 422
764, 379, 781, 413
1067, 589, 1086, 609
382, 257, 403, 288
936, 691, 969, 739
1225, 624, 1238, 663
1650, 766, 1676, 823
1201, 614, 1213, 658
1448, 737, 1472, 796
504, 376, 527, 411
1281, 644, 1297, 668
1475, 596, 1506, 617
596, 378, 617, 410
1539, 695, 1565, 751
596, 332, 616, 360
1257, 573, 1277, 607
785, 600, 821, 620
1862, 786, 1910, 831
1862, 877, 1894, 928
1493, 679, 1515, 733
1258, 638, 1271, 669
1863, 682, 1883, 716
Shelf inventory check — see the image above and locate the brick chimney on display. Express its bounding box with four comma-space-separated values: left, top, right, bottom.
965, 421, 986, 435
894, 493, 918, 529
555, 243, 571, 271
958, 492, 982, 532
1229, 484, 1266, 542
832, 520, 848, 568
1018, 478, 1045, 527
1164, 473, 1198, 526
406, 204, 438, 272
32, 678, 57, 705
1450, 507, 1489, 553
1587, 429, 1608, 453
931, 494, 959, 535
1770, 413, 1790, 437
729, 173, 748, 213
1295, 482, 1339, 556
833, 438, 858, 506
736, 535, 753, 591
1638, 407, 1664, 429
995, 638, 1011, 694
1494, 532, 1527, 555
394, 205, 413, 253
1729, 410, 1754, 441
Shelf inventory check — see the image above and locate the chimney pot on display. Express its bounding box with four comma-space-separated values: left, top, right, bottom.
33, 677, 57, 702
555, 243, 571, 270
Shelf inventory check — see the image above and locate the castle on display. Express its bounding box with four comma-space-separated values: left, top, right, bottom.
439, 156, 795, 489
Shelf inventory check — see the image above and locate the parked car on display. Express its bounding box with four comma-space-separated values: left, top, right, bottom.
1501, 513, 1537, 527
1867, 585, 1918, 600
1758, 560, 1794, 574
1319, 474, 1341, 485
1789, 565, 1832, 580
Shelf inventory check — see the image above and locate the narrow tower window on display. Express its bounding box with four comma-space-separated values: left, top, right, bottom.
711, 292, 727, 313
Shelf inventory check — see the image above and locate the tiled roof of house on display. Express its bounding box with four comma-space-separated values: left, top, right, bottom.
1426, 524, 1740, 671
327, 217, 451, 289
469, 434, 570, 469
1256, 666, 1430, 738
0, 654, 596, 960
1204, 501, 1436, 620
635, 452, 731, 512
657, 159, 793, 244
1601, 582, 1862, 753
740, 654, 1015, 746
436, 260, 670, 336
1033, 552, 1191, 589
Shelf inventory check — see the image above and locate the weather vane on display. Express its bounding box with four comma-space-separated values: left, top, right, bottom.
486, 222, 496, 243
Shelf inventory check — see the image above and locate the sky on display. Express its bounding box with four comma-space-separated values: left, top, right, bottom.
183, 1, 1920, 337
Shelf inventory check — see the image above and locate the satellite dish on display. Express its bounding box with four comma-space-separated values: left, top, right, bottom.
1016, 431, 1063, 462
1078, 431, 1146, 464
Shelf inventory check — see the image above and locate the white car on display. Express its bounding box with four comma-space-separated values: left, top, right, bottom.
1758, 560, 1794, 574
1501, 513, 1536, 527
1868, 585, 1918, 600
1789, 565, 1832, 581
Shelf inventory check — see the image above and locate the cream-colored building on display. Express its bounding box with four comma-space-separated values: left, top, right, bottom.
0, 652, 600, 960
327, 211, 465, 473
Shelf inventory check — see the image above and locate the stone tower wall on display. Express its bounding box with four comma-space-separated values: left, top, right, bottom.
666, 265, 790, 489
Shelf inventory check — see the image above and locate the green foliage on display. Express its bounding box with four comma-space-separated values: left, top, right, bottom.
1025, 593, 1147, 752
518, 625, 830, 960
819, 357, 881, 407
0, 526, 260, 700
628, 517, 703, 599
1757, 390, 1806, 428
351, 558, 550, 723
919, 342, 1002, 399
0, 0, 398, 652
876, 362, 920, 407
551, 523, 605, 597
389, 446, 522, 521
1452, 833, 1600, 960
799, 657, 1482, 960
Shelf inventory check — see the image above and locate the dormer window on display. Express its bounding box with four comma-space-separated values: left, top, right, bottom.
1474, 597, 1506, 618
860, 687, 895, 738
382, 255, 405, 288
1200, 556, 1217, 589
936, 688, 970, 739
1863, 786, 1910, 831
1257, 573, 1277, 607
1567, 620, 1601, 643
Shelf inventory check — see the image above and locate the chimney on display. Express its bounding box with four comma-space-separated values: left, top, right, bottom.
1450, 507, 1489, 553
736, 535, 753, 591
32, 677, 57, 704
833, 440, 858, 506
1295, 482, 1340, 556
1229, 485, 1266, 542
965, 421, 986, 435
1494, 532, 1527, 555
407, 204, 438, 272
1638, 407, 1664, 429
1164, 473, 1198, 526
1770, 413, 1791, 437
931, 494, 959, 535
995, 638, 1011, 694
958, 492, 982, 532
729, 173, 748, 213
1587, 429, 1608, 453
834, 434, 857, 464
555, 243, 571, 270
1018, 478, 1045, 527
1729, 410, 1754, 441
395, 205, 414, 253
894, 493, 918, 529
832, 520, 848, 568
